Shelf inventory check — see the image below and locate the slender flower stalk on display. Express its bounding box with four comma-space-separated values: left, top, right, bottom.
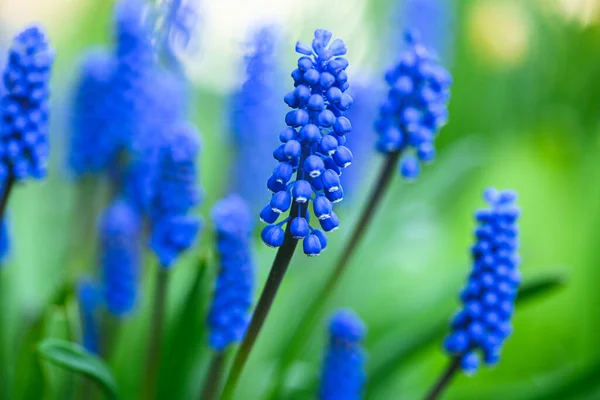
424, 188, 521, 400
267, 31, 452, 398
221, 29, 354, 399
0, 25, 54, 220
319, 309, 367, 400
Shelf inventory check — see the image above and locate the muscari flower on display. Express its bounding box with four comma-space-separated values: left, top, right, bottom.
77, 279, 101, 354
319, 309, 366, 400
68, 48, 117, 177
230, 26, 282, 213
375, 31, 452, 180
100, 199, 141, 316
207, 194, 255, 351
110, 0, 156, 152
443, 188, 521, 374
260, 29, 353, 256
0, 25, 54, 184
147, 122, 202, 268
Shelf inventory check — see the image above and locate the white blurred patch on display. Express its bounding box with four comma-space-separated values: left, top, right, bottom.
183, 0, 374, 92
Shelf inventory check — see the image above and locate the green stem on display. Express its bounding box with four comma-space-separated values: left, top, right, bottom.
220, 229, 299, 400
200, 351, 226, 400
423, 357, 461, 400
143, 267, 170, 400
0, 176, 15, 221
0, 268, 8, 396
266, 151, 401, 399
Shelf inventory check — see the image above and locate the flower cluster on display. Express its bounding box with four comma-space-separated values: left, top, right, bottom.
260, 29, 353, 256
110, 0, 156, 152
230, 26, 282, 213
100, 199, 141, 316
77, 279, 101, 354
444, 188, 521, 373
207, 195, 255, 351
375, 31, 451, 180
147, 122, 202, 268
69, 49, 117, 177
0, 25, 54, 184
319, 309, 366, 400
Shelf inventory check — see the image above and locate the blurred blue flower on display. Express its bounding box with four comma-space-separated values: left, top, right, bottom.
0, 218, 10, 263
319, 309, 366, 400
110, 0, 156, 153
375, 32, 452, 180
340, 80, 379, 195
207, 194, 255, 351
230, 26, 282, 213
393, 0, 455, 64
100, 199, 141, 316
68, 49, 117, 177
77, 279, 101, 354
145, 122, 202, 268
0, 25, 54, 184
260, 29, 353, 256
444, 188, 521, 374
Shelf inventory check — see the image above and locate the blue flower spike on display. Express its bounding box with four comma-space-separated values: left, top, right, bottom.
1, 25, 54, 184
100, 199, 141, 317
207, 195, 255, 351
148, 122, 203, 268
69, 49, 117, 177
230, 27, 283, 213
443, 188, 521, 374
260, 29, 353, 256
319, 309, 366, 400
375, 31, 452, 180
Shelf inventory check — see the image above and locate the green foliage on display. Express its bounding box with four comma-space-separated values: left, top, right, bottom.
37, 339, 120, 400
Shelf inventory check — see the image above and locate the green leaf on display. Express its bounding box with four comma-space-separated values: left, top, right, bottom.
37, 338, 120, 400
366, 273, 567, 397
529, 360, 600, 400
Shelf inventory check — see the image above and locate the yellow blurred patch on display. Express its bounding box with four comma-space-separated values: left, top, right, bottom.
538, 0, 600, 25
468, 0, 531, 67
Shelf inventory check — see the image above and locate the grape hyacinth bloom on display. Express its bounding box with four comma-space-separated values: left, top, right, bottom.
68, 49, 116, 177
260, 29, 353, 256
443, 188, 521, 374
207, 195, 255, 351
100, 199, 141, 316
0, 25, 54, 184
230, 26, 282, 213
111, 0, 155, 152
78, 280, 101, 354
147, 122, 202, 268
319, 309, 366, 400
375, 31, 451, 180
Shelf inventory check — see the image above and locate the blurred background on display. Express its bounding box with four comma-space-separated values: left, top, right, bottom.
1, 0, 599, 399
